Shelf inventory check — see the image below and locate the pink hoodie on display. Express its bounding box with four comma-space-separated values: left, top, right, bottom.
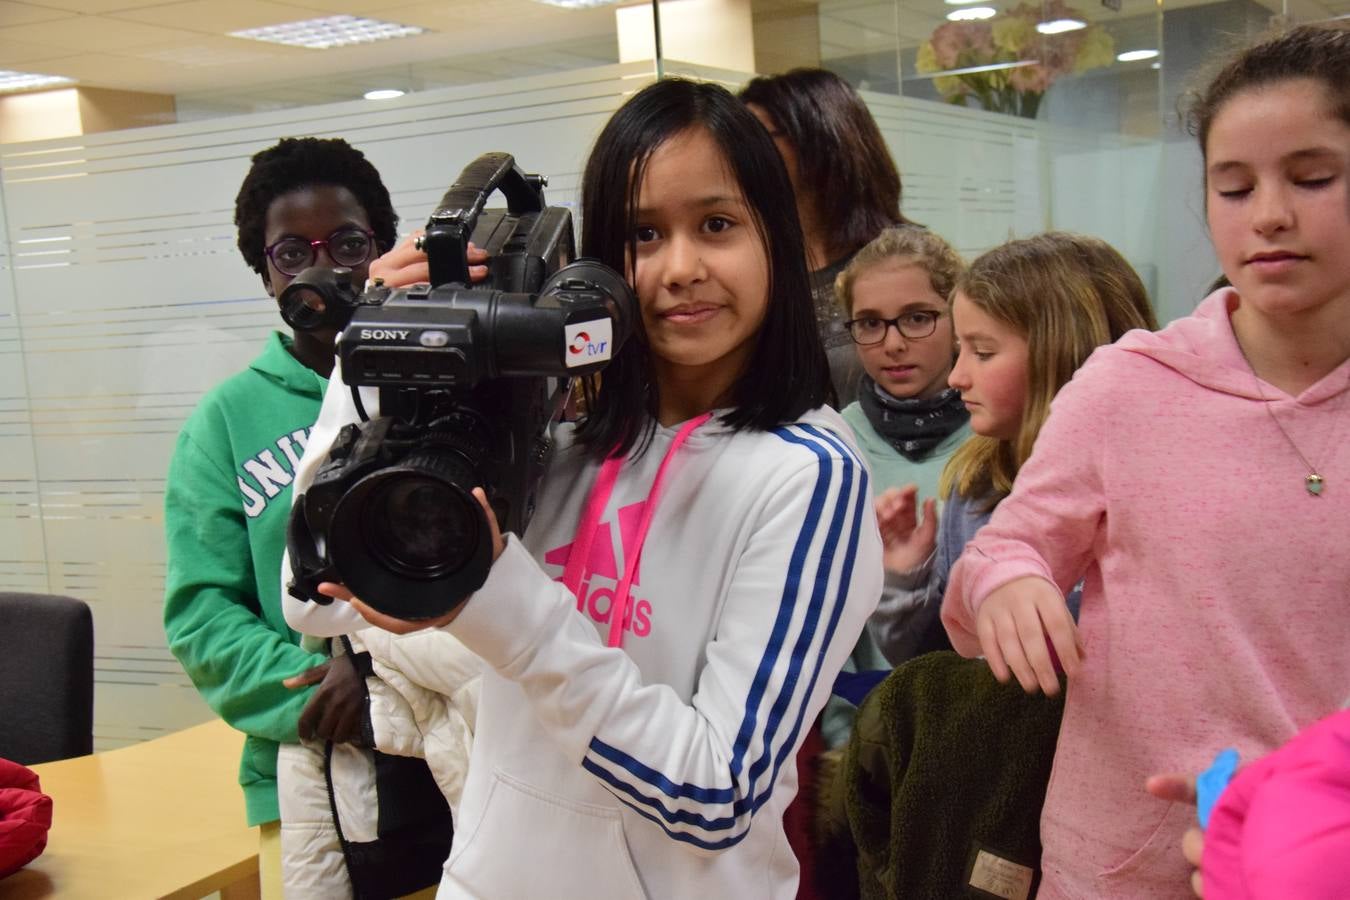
941, 290, 1350, 899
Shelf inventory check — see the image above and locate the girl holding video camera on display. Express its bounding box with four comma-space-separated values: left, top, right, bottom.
286, 77, 882, 898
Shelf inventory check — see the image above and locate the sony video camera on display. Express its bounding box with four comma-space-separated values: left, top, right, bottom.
285, 153, 634, 620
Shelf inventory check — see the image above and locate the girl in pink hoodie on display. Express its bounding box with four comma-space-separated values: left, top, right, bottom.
940, 23, 1350, 899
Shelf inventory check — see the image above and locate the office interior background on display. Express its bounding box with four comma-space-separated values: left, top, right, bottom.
0, 0, 1341, 751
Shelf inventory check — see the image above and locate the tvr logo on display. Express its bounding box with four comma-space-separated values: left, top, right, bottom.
568, 331, 605, 355
564, 320, 614, 368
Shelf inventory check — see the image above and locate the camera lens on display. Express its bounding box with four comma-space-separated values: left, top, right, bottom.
366, 476, 477, 577
326, 443, 494, 620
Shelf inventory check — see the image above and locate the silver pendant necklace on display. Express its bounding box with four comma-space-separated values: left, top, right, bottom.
1236, 338, 1341, 497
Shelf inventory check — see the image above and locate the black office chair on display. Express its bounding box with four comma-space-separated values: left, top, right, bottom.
0, 592, 95, 765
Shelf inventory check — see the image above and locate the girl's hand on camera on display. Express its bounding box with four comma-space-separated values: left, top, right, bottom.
318, 580, 459, 634
317, 488, 505, 634
874, 485, 937, 574
370, 231, 489, 288
470, 486, 505, 563
974, 575, 1083, 695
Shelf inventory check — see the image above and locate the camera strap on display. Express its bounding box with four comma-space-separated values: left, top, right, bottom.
561, 412, 713, 649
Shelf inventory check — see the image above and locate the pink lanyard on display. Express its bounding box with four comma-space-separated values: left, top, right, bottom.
560, 413, 712, 648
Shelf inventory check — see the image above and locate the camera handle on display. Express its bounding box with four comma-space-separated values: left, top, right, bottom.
420, 153, 547, 288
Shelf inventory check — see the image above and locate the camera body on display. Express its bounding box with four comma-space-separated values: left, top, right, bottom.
286, 153, 634, 620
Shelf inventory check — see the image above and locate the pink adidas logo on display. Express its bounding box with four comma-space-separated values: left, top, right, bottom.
545, 501, 653, 638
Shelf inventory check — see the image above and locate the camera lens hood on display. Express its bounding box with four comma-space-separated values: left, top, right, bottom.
326, 454, 494, 620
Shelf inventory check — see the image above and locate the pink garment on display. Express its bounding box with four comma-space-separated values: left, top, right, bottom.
941, 290, 1350, 899
1204, 708, 1350, 899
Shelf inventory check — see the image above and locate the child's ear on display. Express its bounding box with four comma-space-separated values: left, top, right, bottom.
262, 272, 275, 299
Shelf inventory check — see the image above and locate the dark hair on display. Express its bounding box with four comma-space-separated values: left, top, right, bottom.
234, 137, 398, 277
576, 78, 831, 460
739, 68, 912, 260
1184, 23, 1350, 161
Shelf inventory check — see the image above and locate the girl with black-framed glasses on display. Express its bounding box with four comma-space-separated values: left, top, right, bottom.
818, 225, 970, 752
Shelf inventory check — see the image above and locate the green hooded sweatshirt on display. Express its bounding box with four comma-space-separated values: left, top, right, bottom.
164, 331, 328, 826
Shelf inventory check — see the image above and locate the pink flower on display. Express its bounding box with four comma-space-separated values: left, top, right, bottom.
928, 20, 996, 70
1040, 32, 1086, 78
1009, 63, 1051, 93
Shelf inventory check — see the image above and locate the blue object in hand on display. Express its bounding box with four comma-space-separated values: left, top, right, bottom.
1196, 747, 1240, 829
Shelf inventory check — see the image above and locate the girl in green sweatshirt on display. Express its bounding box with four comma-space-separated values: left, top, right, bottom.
162, 137, 398, 896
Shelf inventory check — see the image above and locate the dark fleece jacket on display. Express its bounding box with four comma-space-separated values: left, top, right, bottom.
820, 651, 1064, 900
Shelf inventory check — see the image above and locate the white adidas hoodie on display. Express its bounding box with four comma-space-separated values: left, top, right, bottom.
285, 369, 883, 899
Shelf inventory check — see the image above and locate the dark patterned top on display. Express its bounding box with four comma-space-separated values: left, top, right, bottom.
811, 251, 864, 407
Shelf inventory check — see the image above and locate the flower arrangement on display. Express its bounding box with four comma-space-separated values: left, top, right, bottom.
915, 1, 1115, 118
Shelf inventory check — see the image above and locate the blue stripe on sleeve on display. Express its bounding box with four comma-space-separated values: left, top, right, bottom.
583, 759, 750, 850
754, 425, 867, 803
742, 428, 850, 795
727, 428, 830, 778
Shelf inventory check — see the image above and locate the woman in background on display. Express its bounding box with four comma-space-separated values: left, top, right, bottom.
741, 68, 918, 405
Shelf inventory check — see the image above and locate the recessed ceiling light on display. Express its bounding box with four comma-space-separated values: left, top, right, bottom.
1117, 49, 1159, 62
230, 16, 426, 50
948, 7, 997, 21
364, 89, 405, 100
944, 0, 992, 4
530, 0, 625, 7
1037, 18, 1087, 34
0, 70, 75, 93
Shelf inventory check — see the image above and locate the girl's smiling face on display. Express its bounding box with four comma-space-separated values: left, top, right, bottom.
632, 126, 771, 406
948, 291, 1029, 440
1205, 78, 1350, 330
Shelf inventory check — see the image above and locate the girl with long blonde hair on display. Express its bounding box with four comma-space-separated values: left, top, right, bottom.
870, 232, 1157, 663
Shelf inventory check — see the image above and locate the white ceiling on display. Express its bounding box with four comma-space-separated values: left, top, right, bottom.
0, 0, 627, 96
1, 0, 1345, 113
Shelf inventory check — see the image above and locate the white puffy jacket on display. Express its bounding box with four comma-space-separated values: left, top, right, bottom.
278, 628, 480, 899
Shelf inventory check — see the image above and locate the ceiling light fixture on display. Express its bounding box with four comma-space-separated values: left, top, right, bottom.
0, 70, 75, 93
230, 16, 426, 50
530, 0, 625, 7
363, 89, 405, 100
911, 59, 1041, 80
947, 7, 997, 21
1037, 18, 1087, 34
944, 0, 993, 4
1116, 49, 1159, 62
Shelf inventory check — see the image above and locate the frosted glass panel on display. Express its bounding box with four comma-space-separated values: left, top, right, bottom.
0, 62, 652, 750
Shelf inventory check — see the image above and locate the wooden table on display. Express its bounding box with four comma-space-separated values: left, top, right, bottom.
2, 719, 261, 899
